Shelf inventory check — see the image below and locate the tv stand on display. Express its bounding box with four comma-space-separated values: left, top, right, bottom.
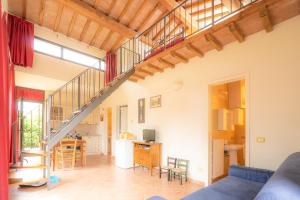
133, 141, 161, 175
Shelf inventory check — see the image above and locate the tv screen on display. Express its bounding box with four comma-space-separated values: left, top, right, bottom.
143, 129, 155, 142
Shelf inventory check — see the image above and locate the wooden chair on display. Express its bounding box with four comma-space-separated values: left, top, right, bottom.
170, 159, 189, 185
75, 142, 86, 167
159, 157, 177, 181
56, 139, 77, 170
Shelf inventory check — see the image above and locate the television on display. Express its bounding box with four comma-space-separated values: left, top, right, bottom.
143, 129, 155, 142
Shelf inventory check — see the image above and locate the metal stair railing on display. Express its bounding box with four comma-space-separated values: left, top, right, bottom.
117, 0, 258, 64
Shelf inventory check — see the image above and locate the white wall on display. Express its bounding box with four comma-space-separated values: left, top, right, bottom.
100, 16, 300, 185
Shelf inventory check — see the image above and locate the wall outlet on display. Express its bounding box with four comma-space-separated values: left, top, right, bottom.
256, 137, 266, 143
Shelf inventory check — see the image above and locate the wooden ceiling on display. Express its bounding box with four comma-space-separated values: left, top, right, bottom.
8, 0, 169, 51
7, 0, 231, 53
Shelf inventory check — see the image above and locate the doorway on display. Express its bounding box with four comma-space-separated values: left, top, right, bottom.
209, 78, 247, 183
18, 100, 43, 151
107, 107, 112, 155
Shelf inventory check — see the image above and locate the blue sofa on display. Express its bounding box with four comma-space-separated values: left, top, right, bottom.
148, 152, 300, 200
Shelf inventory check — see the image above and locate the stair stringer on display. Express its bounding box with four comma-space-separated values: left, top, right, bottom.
48, 68, 135, 149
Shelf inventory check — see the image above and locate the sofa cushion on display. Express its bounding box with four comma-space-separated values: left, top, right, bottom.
254, 152, 300, 200
182, 176, 265, 200
229, 165, 274, 183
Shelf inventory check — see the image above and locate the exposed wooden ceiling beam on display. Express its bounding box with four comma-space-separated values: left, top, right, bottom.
158, 57, 175, 68
152, 16, 175, 42
138, 3, 160, 33
67, 12, 78, 36
205, 33, 223, 51
137, 68, 154, 76
227, 22, 244, 42
100, 30, 113, 50
132, 74, 145, 80
56, 0, 136, 38
128, 0, 148, 28
147, 63, 164, 72
80, 19, 91, 41
112, 35, 125, 51
186, 43, 204, 57
196, 12, 229, 23
159, 0, 198, 32
38, 0, 46, 25
128, 77, 138, 82
259, 6, 273, 32
54, 5, 64, 32
90, 26, 103, 45
170, 51, 188, 63
117, 0, 134, 21
190, 4, 223, 17
23, 0, 27, 18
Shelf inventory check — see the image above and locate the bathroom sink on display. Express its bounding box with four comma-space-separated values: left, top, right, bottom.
224, 144, 243, 165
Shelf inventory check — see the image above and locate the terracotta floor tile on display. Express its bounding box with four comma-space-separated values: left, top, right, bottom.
10, 155, 203, 200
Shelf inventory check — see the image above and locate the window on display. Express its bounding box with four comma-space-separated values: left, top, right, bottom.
33, 37, 106, 70
34, 38, 61, 57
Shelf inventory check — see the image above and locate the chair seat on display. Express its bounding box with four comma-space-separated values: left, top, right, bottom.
160, 166, 174, 170
171, 168, 186, 173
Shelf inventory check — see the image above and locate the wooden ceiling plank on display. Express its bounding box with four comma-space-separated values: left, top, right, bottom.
186, 43, 204, 57
90, 26, 103, 45
39, 0, 46, 25
57, 0, 136, 38
227, 21, 244, 42
147, 63, 164, 72
67, 12, 78, 36
23, 0, 27, 18
128, 0, 148, 27
54, 4, 64, 32
158, 57, 175, 68
108, 0, 117, 15
153, 15, 175, 42
185, 0, 209, 10
117, 0, 134, 21
138, 3, 159, 33
205, 33, 223, 51
80, 19, 92, 41
259, 6, 273, 32
170, 51, 188, 63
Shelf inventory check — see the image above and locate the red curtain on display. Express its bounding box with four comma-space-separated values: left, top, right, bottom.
0, 4, 10, 200
7, 14, 34, 68
105, 52, 117, 85
16, 87, 45, 102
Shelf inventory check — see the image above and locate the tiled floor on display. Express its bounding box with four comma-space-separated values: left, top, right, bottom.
10, 155, 203, 200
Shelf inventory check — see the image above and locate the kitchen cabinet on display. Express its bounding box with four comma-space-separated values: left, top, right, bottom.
82, 135, 101, 155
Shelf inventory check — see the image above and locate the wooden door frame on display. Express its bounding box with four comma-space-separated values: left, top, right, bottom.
107, 107, 112, 156
208, 73, 250, 185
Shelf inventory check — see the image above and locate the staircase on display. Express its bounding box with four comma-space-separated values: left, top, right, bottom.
10, 56, 135, 186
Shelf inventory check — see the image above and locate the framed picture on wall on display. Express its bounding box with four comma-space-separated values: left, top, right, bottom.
138, 98, 145, 123
150, 95, 161, 108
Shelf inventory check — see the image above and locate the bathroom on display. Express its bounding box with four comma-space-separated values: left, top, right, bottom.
210, 79, 246, 182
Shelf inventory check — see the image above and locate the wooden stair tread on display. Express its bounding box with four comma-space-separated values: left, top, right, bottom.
10, 164, 47, 169
9, 177, 47, 185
